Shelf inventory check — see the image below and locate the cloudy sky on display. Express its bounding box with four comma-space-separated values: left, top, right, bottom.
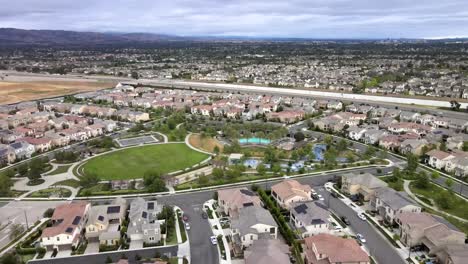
1, 0, 467, 38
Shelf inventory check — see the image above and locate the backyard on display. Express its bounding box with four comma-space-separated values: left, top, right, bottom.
80, 143, 209, 180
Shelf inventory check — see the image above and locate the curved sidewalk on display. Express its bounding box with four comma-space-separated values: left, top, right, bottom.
403, 180, 468, 223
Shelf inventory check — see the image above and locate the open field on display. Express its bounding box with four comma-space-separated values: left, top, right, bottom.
188, 134, 223, 153
81, 143, 209, 180
0, 80, 115, 105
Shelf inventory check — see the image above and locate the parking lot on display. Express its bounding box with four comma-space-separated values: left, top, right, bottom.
115, 135, 158, 147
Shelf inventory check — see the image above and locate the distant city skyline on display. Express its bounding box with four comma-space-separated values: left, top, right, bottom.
1, 0, 468, 39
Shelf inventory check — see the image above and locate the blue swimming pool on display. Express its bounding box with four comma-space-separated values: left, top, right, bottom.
239, 138, 271, 145
313, 144, 327, 161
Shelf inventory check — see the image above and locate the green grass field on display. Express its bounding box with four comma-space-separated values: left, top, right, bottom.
81, 143, 209, 180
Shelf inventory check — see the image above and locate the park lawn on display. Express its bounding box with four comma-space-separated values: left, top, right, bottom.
410, 182, 468, 220
81, 143, 209, 180
53, 179, 81, 188
45, 164, 72, 176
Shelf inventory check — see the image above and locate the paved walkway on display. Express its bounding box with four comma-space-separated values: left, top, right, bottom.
173, 206, 190, 264
204, 199, 231, 264
403, 180, 468, 223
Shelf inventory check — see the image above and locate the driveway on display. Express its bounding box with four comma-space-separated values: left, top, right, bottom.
55, 249, 71, 258
129, 240, 143, 249
84, 241, 100, 254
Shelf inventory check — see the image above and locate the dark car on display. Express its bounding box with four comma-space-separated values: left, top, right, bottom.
341, 216, 350, 225
182, 214, 189, 222
201, 212, 208, 219
331, 191, 339, 198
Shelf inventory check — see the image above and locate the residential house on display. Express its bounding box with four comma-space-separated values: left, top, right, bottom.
86, 197, 127, 246
231, 206, 278, 248
341, 172, 388, 201
41, 202, 90, 251
302, 234, 370, 264
127, 198, 164, 244
271, 180, 313, 209
0, 144, 16, 164
290, 201, 332, 238
217, 187, 262, 218
400, 139, 428, 156
433, 244, 468, 264
244, 239, 291, 264
426, 150, 454, 170
372, 187, 421, 224
17, 137, 51, 152
396, 212, 465, 256
266, 110, 305, 124
9, 141, 35, 160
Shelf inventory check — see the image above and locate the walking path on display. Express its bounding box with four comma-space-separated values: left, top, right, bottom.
403, 180, 468, 223
204, 199, 231, 264
173, 206, 190, 264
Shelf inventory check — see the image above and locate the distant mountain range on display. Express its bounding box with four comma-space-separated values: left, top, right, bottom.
0, 28, 467, 46
0, 28, 186, 46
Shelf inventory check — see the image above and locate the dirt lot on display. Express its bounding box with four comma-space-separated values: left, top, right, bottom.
188, 134, 224, 153
0, 80, 116, 105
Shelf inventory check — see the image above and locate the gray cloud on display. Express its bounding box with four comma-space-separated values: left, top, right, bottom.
0, 0, 467, 38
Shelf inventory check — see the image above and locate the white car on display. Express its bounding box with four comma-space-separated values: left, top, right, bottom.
185, 223, 190, 230
356, 234, 366, 243
317, 194, 324, 201
357, 213, 367, 221
210, 236, 218, 245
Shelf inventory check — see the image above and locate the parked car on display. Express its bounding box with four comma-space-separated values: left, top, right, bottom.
341, 216, 350, 225
210, 236, 218, 245
317, 194, 324, 201
201, 212, 208, 219
185, 223, 190, 230
331, 191, 339, 198
183, 214, 189, 222
357, 213, 367, 221
356, 234, 366, 243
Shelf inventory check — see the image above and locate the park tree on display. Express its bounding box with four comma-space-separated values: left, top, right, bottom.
294, 132, 305, 142
337, 139, 348, 151
212, 168, 224, 178
436, 191, 453, 209
17, 163, 29, 176
415, 171, 429, 189
431, 171, 440, 180
272, 164, 281, 174
143, 170, 166, 192
324, 148, 338, 168
198, 174, 209, 185
256, 164, 267, 176
406, 153, 419, 173
0, 174, 12, 197
445, 178, 454, 190
324, 135, 333, 145
131, 71, 139, 79
80, 172, 100, 188
213, 146, 220, 155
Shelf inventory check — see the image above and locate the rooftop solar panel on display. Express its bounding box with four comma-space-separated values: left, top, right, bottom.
72, 216, 81, 225
107, 206, 121, 214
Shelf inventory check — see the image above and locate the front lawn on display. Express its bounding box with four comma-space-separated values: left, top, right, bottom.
81, 143, 209, 180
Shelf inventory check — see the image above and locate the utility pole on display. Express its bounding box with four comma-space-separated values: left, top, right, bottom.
24, 210, 29, 230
